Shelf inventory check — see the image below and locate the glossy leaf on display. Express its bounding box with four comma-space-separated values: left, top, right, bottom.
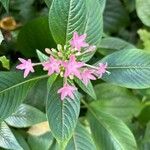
17, 16, 56, 57
88, 83, 143, 122
98, 37, 135, 55
46, 77, 80, 148
98, 49, 150, 89
0, 72, 48, 121
66, 122, 96, 150
5, 104, 46, 128
49, 0, 87, 45
0, 122, 22, 150
49, 0, 104, 47
87, 102, 137, 150
136, 0, 150, 27
104, 0, 129, 33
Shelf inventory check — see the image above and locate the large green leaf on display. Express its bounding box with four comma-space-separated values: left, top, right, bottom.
0, 122, 22, 150
0, 72, 48, 121
0, 0, 9, 12
98, 49, 150, 89
98, 37, 135, 55
66, 122, 96, 150
88, 83, 143, 122
5, 104, 46, 128
86, 101, 137, 150
17, 16, 56, 57
46, 77, 80, 148
136, 0, 150, 27
49, 0, 104, 47
104, 0, 129, 33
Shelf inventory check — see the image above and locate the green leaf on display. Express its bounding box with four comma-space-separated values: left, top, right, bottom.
136, 0, 150, 27
0, 56, 10, 70
49, 0, 104, 47
86, 101, 137, 150
88, 83, 143, 122
138, 29, 150, 50
49, 0, 87, 45
0, 31, 4, 44
12, 130, 30, 150
46, 77, 80, 148
98, 37, 135, 55
98, 49, 150, 89
0, 122, 22, 150
0, 72, 48, 121
28, 132, 54, 150
74, 77, 96, 100
17, 16, 56, 57
36, 50, 49, 62
66, 122, 96, 150
5, 104, 46, 128
0, 0, 9, 12
104, 0, 129, 33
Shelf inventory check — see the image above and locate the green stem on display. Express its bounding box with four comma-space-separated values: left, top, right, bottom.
58, 141, 67, 150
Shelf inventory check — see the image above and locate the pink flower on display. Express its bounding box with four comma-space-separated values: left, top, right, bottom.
43, 56, 61, 75
57, 84, 77, 100
70, 32, 89, 51
16, 58, 34, 78
81, 69, 96, 85
63, 55, 84, 79
96, 63, 108, 78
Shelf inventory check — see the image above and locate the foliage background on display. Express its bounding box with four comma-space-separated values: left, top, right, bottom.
0, 0, 150, 150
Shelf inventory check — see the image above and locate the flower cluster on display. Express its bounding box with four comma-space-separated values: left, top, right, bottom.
16, 32, 108, 100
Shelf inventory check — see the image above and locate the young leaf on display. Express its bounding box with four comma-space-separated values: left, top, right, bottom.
36, 50, 49, 62
0, 72, 48, 121
46, 77, 80, 148
86, 101, 137, 150
5, 104, 46, 128
0, 56, 10, 70
66, 122, 96, 150
0, 122, 22, 150
136, 0, 150, 27
98, 49, 150, 89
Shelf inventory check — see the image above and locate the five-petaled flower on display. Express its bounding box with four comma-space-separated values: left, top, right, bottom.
81, 69, 96, 85
43, 56, 61, 75
16, 58, 34, 78
16, 32, 109, 100
70, 32, 89, 51
57, 84, 77, 100
63, 55, 85, 79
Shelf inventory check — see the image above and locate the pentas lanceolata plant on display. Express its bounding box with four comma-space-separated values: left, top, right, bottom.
16, 32, 109, 100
